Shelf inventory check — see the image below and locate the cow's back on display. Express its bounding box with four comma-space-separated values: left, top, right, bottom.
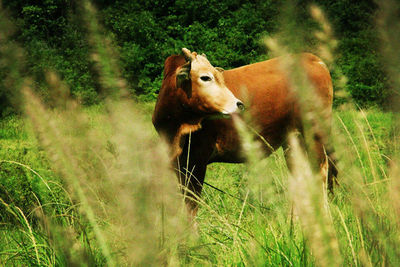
222, 53, 333, 148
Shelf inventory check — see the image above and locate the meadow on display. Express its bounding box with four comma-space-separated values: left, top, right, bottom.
0, 103, 397, 266
1, 0, 400, 266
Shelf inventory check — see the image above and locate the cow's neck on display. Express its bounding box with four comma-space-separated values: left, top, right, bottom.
160, 105, 204, 161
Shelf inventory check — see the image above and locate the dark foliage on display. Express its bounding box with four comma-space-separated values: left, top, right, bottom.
316, 0, 387, 106
0, 0, 389, 113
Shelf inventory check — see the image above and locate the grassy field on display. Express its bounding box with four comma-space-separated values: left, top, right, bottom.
0, 104, 397, 266
1, 1, 400, 266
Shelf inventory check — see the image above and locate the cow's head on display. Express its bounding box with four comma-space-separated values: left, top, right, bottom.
176, 48, 244, 115
153, 48, 244, 160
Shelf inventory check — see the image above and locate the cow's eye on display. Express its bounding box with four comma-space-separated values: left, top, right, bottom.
200, 76, 212, 82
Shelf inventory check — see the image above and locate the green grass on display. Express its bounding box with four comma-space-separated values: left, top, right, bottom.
1, 1, 399, 265
0, 107, 395, 266
192, 109, 394, 266
0, 110, 104, 266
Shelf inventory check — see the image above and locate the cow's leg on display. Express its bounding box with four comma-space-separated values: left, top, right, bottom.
175, 160, 207, 219
317, 141, 338, 193
327, 148, 338, 191
283, 132, 337, 193
282, 131, 307, 174
282, 141, 294, 172
306, 133, 338, 193
174, 133, 214, 219
314, 138, 330, 190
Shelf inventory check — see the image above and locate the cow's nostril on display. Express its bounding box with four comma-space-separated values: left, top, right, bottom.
237, 101, 245, 111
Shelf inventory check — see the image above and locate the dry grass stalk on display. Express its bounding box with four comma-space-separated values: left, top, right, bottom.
288, 134, 341, 266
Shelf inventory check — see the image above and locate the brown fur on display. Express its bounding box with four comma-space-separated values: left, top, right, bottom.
153, 52, 337, 216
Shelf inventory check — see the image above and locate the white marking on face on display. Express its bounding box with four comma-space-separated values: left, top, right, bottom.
190, 55, 242, 114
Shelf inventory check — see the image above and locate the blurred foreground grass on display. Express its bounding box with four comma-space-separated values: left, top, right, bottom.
0, 106, 395, 266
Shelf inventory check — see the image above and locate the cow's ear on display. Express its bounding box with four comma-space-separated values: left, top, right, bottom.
176, 68, 190, 85
176, 63, 192, 98
215, 67, 224, 72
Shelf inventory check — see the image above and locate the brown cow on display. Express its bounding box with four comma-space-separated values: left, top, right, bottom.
152, 48, 337, 218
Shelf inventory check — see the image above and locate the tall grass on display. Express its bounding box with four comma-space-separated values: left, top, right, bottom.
0, 0, 400, 266
2, 2, 191, 266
